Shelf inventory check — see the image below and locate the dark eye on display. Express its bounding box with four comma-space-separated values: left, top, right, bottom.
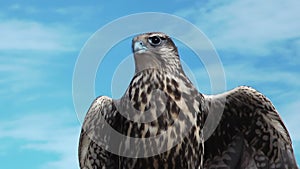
148, 36, 162, 46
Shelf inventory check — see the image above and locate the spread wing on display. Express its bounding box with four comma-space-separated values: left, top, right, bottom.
203, 86, 298, 169
78, 96, 120, 169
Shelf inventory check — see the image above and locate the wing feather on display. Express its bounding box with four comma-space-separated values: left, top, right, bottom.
78, 96, 119, 169
203, 86, 298, 169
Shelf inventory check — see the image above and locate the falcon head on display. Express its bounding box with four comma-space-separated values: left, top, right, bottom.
132, 32, 182, 74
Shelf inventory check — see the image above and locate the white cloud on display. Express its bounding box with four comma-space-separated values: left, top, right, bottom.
193, 60, 300, 101
0, 19, 82, 51
0, 13, 85, 168
0, 40, 77, 101
0, 109, 81, 169
9, 3, 21, 10
55, 6, 101, 17
0, 55, 53, 100
176, 0, 300, 56
8, 3, 38, 14
223, 64, 300, 89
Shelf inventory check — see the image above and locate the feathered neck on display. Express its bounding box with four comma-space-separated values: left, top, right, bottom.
134, 49, 183, 75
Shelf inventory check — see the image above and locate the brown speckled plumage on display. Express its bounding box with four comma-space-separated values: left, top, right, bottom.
78, 32, 298, 169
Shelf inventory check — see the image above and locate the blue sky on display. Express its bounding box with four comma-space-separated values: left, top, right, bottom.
0, 0, 299, 168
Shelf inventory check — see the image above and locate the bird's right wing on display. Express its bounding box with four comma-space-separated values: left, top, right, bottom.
78, 96, 119, 169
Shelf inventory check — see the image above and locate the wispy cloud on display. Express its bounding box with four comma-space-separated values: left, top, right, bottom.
222, 63, 300, 92
0, 15, 86, 100
176, 0, 300, 56
54, 6, 102, 17
192, 62, 299, 97
0, 109, 80, 169
0, 19, 85, 51
8, 3, 39, 14
0, 5, 87, 168
0, 56, 45, 94
0, 53, 73, 105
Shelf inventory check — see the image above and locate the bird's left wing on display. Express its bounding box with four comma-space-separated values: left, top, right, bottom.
203, 86, 298, 169
78, 96, 120, 169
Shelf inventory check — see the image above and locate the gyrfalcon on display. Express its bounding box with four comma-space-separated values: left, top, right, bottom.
78, 32, 298, 169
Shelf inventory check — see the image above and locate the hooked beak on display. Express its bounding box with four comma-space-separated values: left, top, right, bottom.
132, 40, 147, 53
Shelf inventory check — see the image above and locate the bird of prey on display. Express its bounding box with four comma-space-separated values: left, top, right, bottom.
78, 32, 298, 169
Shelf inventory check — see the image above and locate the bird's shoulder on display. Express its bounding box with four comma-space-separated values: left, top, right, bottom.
81, 96, 116, 132
79, 96, 119, 169
205, 86, 290, 143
